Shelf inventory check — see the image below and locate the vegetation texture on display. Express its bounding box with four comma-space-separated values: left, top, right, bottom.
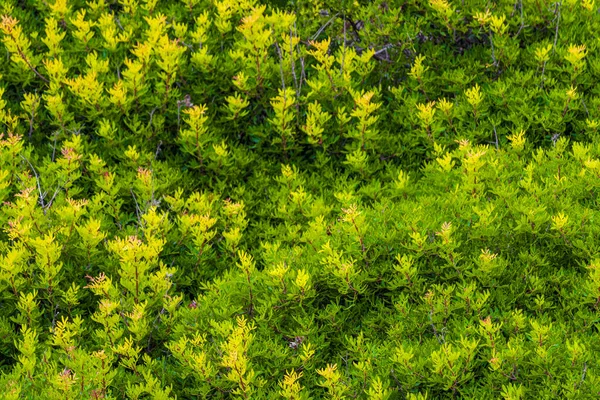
1, 0, 600, 398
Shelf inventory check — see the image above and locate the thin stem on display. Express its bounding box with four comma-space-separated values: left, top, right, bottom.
552, 2, 561, 55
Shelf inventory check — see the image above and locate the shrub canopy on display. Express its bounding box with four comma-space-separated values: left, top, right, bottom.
1, 0, 600, 398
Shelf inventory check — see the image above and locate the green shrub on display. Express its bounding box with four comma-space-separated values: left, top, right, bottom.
1, 0, 600, 398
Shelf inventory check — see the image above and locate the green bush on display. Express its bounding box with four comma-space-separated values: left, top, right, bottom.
1, 0, 600, 398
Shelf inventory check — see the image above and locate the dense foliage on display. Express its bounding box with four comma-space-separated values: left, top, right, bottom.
1, 0, 600, 398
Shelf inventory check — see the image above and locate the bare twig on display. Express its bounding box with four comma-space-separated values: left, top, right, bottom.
492, 123, 499, 150
429, 311, 445, 344
50, 304, 60, 330
155, 140, 163, 160
20, 154, 45, 206
579, 362, 588, 387
114, 16, 124, 31
51, 130, 59, 162
341, 11, 347, 76
176, 94, 193, 132
273, 41, 287, 95
310, 13, 339, 41
20, 154, 61, 213
148, 107, 158, 127
293, 21, 306, 93
27, 97, 38, 139
541, 2, 561, 89
389, 368, 403, 392
299, 56, 306, 88
146, 307, 168, 352
581, 96, 590, 117
289, 28, 299, 98
515, 0, 525, 37
46, 185, 61, 209
150, 169, 157, 208
489, 31, 498, 67
342, 16, 362, 43
372, 44, 394, 62
552, 2, 561, 54
130, 189, 142, 227
67, 124, 84, 135
15, 43, 49, 83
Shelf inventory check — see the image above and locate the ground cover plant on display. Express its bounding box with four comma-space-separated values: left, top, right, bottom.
1, 0, 600, 398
